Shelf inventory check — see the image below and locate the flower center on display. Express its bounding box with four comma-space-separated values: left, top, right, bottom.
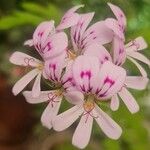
37, 63, 44, 71
55, 88, 64, 97
67, 50, 77, 60
83, 95, 95, 112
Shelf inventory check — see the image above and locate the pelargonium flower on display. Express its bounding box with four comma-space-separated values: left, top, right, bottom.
24, 20, 68, 60
66, 10, 113, 61
23, 53, 82, 129
110, 75, 149, 112
53, 56, 125, 149
9, 51, 45, 97
10, 21, 68, 97
9, 3, 150, 149
125, 37, 150, 77
112, 35, 150, 76
81, 46, 148, 113
105, 3, 150, 75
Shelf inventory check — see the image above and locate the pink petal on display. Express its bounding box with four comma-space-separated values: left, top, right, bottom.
81, 21, 114, 48
42, 69, 49, 79
71, 12, 94, 50
95, 61, 126, 99
94, 105, 122, 139
32, 73, 42, 98
72, 114, 93, 149
12, 69, 39, 95
113, 36, 126, 66
9, 51, 42, 67
52, 105, 83, 131
23, 91, 53, 104
72, 55, 100, 93
61, 60, 74, 89
110, 94, 120, 111
44, 52, 66, 82
24, 39, 33, 46
127, 51, 150, 66
105, 18, 124, 40
125, 37, 148, 52
56, 5, 84, 31
40, 32, 68, 60
107, 3, 126, 27
127, 57, 147, 77
84, 43, 112, 65
125, 76, 149, 90
118, 87, 139, 114
33, 20, 55, 47
41, 96, 62, 129
64, 90, 84, 105
67, 5, 84, 14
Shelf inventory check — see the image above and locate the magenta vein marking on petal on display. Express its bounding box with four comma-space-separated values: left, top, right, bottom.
38, 31, 44, 37
82, 111, 98, 123
104, 77, 115, 85
95, 88, 101, 95
62, 77, 72, 85
97, 77, 115, 97
47, 92, 59, 107
80, 84, 86, 92
24, 57, 35, 67
49, 64, 58, 81
42, 42, 52, 54
119, 47, 124, 55
73, 30, 77, 43
131, 40, 140, 50
80, 71, 91, 79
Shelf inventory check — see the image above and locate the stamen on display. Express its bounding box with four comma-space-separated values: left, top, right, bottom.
82, 100, 98, 123
67, 50, 77, 60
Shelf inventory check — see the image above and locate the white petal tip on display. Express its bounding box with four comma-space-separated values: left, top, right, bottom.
109, 127, 122, 140
130, 107, 140, 114
41, 118, 53, 129
9, 53, 16, 64
79, 4, 85, 8
107, 2, 113, 7
41, 122, 52, 130
52, 122, 64, 132
111, 107, 119, 111
12, 87, 19, 96
72, 144, 86, 149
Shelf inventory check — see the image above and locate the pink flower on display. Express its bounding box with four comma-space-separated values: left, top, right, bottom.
112, 36, 150, 76
23, 54, 81, 129
125, 37, 150, 77
110, 76, 149, 113
24, 21, 68, 60
53, 56, 125, 149
66, 11, 113, 61
9, 52, 45, 97
10, 20, 68, 97
105, 3, 150, 75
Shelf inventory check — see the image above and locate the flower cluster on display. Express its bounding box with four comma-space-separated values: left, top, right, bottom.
9, 3, 149, 149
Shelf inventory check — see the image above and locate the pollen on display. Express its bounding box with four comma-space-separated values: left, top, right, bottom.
67, 50, 77, 60
83, 101, 95, 112
55, 89, 64, 97
37, 63, 44, 71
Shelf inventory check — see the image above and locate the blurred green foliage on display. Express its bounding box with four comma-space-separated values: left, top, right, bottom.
0, 0, 150, 150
